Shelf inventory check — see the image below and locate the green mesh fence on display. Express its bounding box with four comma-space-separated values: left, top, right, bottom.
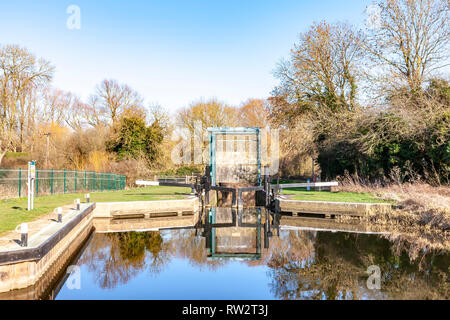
0, 168, 126, 200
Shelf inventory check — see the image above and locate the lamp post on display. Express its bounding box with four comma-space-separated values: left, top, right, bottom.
43, 133, 51, 168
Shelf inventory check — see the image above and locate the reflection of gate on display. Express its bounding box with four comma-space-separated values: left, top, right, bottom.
208, 127, 261, 187
201, 207, 281, 261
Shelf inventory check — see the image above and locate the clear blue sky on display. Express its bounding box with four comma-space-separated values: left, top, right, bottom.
0, 0, 372, 113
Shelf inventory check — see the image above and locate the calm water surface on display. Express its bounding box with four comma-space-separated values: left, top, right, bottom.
55, 208, 449, 300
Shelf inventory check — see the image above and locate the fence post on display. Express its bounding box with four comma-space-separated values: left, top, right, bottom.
75, 170, 77, 192
84, 170, 87, 190
101, 172, 103, 192
93, 171, 96, 192
36, 168, 39, 196
19, 168, 22, 198
51, 169, 53, 195
64, 169, 66, 194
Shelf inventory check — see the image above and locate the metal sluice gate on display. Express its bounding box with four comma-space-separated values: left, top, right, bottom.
136, 164, 338, 212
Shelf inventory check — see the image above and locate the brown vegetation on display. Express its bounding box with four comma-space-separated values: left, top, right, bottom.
336, 173, 450, 252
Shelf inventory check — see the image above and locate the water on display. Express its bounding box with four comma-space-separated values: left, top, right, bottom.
53, 208, 448, 300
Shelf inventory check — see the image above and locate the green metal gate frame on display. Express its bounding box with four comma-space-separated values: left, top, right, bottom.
207, 127, 262, 187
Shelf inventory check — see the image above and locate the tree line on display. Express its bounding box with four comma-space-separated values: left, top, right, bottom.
269, 0, 449, 183
1, 0, 448, 184
0, 42, 267, 179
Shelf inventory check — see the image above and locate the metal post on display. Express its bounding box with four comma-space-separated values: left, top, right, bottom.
276, 175, 280, 198
101, 172, 103, 192
36, 168, 39, 196
31, 175, 34, 210
57, 207, 62, 223
44, 132, 51, 168
264, 166, 270, 207
75, 170, 77, 192
257, 128, 262, 186
84, 170, 87, 190
51, 168, 53, 195
19, 168, 21, 198
27, 161, 36, 211
16, 223, 28, 247
64, 169, 66, 194
93, 171, 96, 191
205, 166, 211, 205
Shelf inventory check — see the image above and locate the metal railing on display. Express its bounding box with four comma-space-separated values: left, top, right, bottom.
0, 167, 126, 200
155, 175, 199, 184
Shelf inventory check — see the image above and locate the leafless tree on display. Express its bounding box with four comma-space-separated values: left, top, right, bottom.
94, 79, 143, 125
273, 21, 365, 116
363, 0, 450, 92
0, 45, 54, 163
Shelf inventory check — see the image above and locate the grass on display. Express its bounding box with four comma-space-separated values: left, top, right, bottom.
281, 188, 392, 203
4, 152, 30, 158
0, 186, 191, 235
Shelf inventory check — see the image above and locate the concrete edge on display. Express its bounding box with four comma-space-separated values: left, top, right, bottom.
278, 199, 392, 206
0, 204, 96, 266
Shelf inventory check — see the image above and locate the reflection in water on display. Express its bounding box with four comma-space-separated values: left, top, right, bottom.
56, 207, 449, 300
79, 231, 170, 289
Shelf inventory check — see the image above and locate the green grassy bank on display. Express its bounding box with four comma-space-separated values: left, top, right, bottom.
281, 188, 392, 203
0, 186, 191, 235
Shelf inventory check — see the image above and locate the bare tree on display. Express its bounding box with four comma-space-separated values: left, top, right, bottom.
94, 79, 143, 125
177, 98, 237, 132
363, 0, 450, 91
237, 99, 269, 128
0, 45, 54, 163
41, 88, 74, 125
65, 96, 90, 131
272, 21, 365, 117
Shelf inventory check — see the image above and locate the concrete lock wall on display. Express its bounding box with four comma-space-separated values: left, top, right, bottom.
280, 199, 393, 217
94, 198, 200, 219
0, 198, 200, 294
0, 204, 96, 293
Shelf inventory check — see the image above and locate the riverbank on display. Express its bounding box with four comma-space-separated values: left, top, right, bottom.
281, 189, 392, 203
337, 181, 450, 253
0, 186, 191, 235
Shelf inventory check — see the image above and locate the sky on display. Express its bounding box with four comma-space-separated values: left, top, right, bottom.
0, 0, 372, 114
